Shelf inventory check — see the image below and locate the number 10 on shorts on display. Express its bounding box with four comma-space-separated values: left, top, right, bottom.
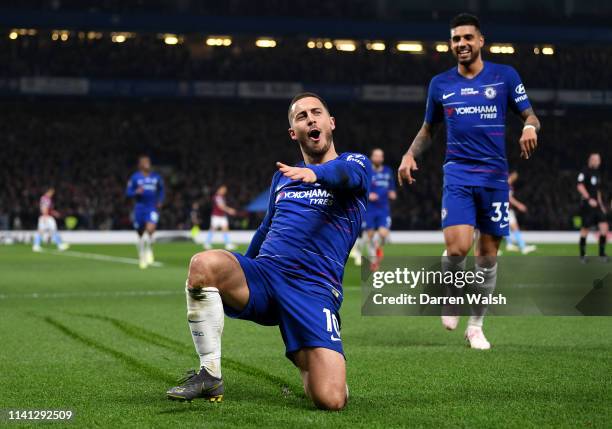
323, 308, 341, 341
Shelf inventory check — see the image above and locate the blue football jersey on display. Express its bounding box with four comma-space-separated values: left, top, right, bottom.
246, 153, 371, 298
126, 171, 165, 208
424, 61, 532, 190
370, 165, 395, 210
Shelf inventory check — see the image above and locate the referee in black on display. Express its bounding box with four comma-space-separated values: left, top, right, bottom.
577, 153, 608, 262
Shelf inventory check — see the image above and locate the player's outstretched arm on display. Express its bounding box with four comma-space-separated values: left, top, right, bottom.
519, 108, 540, 159
398, 122, 435, 186
277, 156, 371, 192
245, 174, 278, 258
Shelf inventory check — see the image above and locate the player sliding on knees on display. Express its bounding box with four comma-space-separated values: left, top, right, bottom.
166, 93, 371, 410
398, 13, 540, 349
126, 155, 164, 269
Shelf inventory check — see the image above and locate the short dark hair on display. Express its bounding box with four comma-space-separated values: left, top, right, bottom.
288, 92, 330, 124
450, 13, 481, 31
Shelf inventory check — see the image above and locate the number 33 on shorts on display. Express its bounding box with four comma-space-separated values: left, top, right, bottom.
490, 202, 510, 225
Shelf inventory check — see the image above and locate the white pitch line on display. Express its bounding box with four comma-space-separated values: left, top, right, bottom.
41, 249, 164, 267
0, 290, 181, 300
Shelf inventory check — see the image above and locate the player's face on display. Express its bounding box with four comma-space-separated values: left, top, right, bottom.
588, 154, 601, 169
218, 186, 227, 195
371, 149, 384, 167
47, 188, 55, 197
450, 25, 483, 66
139, 157, 151, 172
288, 97, 335, 158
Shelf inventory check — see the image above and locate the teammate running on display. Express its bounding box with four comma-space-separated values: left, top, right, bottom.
505, 171, 536, 254
398, 13, 540, 349
204, 185, 237, 250
366, 148, 396, 270
577, 153, 608, 262
166, 93, 371, 410
32, 187, 69, 252
126, 155, 164, 269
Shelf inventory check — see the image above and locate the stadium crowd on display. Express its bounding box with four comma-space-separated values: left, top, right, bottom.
0, 101, 609, 232
1, 34, 612, 89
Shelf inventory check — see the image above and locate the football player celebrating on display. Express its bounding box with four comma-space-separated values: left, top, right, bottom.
398, 13, 540, 349
166, 93, 370, 410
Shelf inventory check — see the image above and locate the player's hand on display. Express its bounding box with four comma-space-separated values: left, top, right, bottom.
519, 127, 538, 159
518, 203, 528, 213
588, 198, 598, 208
227, 208, 237, 216
276, 162, 317, 183
398, 153, 418, 186
369, 192, 379, 202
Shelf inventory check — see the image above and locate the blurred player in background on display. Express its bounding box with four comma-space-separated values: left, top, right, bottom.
204, 185, 237, 250
577, 152, 608, 262
366, 148, 396, 270
398, 13, 540, 349
505, 171, 536, 254
126, 155, 164, 269
32, 187, 69, 252
189, 202, 202, 243
166, 93, 370, 410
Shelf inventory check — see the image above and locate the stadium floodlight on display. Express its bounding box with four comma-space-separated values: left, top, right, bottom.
490, 44, 515, 54
111, 33, 131, 43
206, 36, 232, 47
9, 30, 18, 40
435, 43, 449, 52
334, 40, 357, 52
542, 46, 554, 55
396, 42, 423, 53
164, 34, 180, 45
51, 30, 70, 42
255, 38, 277, 48
365, 41, 386, 51
306, 40, 316, 49
324, 41, 333, 49
87, 31, 102, 40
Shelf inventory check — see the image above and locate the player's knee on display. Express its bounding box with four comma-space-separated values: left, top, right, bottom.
311, 385, 347, 411
187, 250, 223, 288
446, 246, 470, 257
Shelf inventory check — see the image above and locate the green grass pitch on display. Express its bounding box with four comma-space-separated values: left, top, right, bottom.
1, 242, 610, 428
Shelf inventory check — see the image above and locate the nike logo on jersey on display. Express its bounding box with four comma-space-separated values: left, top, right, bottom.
500, 223, 509, 228
442, 92, 455, 100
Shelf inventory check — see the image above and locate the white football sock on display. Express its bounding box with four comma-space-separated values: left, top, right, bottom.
468, 263, 497, 328
137, 235, 146, 258
186, 286, 224, 378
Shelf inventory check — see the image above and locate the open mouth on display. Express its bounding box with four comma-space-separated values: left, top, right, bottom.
457, 48, 471, 59
308, 128, 321, 142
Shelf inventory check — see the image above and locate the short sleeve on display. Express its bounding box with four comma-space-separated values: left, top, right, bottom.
424, 78, 443, 125
506, 66, 532, 115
